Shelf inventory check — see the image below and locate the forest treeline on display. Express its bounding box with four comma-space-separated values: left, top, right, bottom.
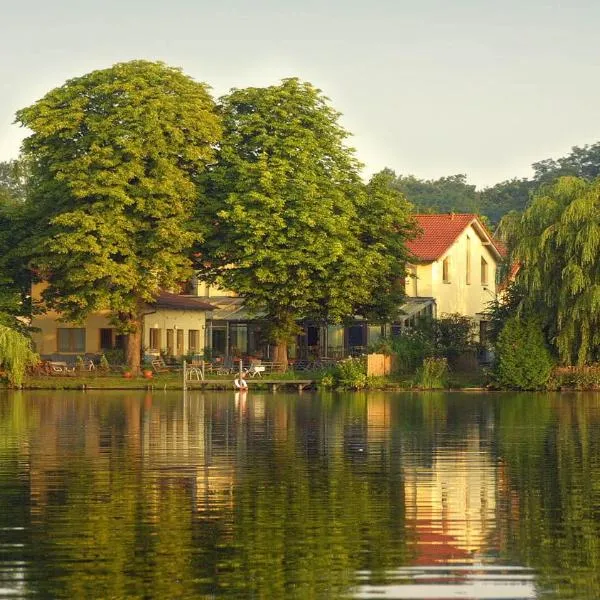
4, 140, 600, 226
387, 141, 600, 225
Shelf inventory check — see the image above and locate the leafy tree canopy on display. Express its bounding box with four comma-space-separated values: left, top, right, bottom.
15, 60, 221, 370
532, 141, 600, 184
512, 176, 600, 365
0, 159, 27, 205
0, 190, 32, 333
390, 172, 479, 215
197, 79, 415, 364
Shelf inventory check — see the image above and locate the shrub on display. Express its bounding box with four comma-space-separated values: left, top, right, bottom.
549, 364, 600, 390
389, 330, 435, 374
494, 316, 553, 390
334, 357, 367, 389
416, 357, 448, 389
99, 354, 110, 372
103, 348, 125, 366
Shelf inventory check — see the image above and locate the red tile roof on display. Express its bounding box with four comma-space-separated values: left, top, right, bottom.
407, 214, 504, 262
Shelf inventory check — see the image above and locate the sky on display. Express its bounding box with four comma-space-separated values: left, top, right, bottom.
1, 0, 599, 188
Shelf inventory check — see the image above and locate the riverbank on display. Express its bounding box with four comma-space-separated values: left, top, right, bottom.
3, 367, 490, 391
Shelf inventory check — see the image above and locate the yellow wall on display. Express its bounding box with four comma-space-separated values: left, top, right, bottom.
144, 309, 206, 356
406, 224, 498, 318
192, 277, 236, 298
30, 281, 207, 357
32, 310, 113, 356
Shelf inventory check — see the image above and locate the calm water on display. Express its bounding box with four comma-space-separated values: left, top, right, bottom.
0, 390, 599, 599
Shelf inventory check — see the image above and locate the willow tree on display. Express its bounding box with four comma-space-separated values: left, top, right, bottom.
16, 60, 221, 371
197, 79, 415, 366
0, 325, 38, 386
513, 176, 600, 364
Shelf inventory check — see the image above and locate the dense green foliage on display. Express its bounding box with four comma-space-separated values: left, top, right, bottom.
0, 192, 31, 333
416, 357, 448, 389
378, 314, 476, 374
0, 159, 27, 204
388, 142, 600, 226
532, 141, 600, 183
15, 60, 221, 370
512, 177, 600, 364
494, 316, 553, 390
334, 356, 368, 389
197, 79, 415, 365
391, 172, 479, 214
0, 324, 39, 385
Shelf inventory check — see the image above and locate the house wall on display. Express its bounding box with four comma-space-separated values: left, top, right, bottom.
406, 224, 497, 319
32, 310, 113, 356
143, 309, 206, 356
31, 284, 207, 358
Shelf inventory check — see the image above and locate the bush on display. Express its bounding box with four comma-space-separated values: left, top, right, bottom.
334, 357, 367, 389
494, 316, 553, 390
549, 364, 600, 390
389, 330, 434, 374
416, 357, 448, 389
103, 347, 125, 366
99, 354, 110, 372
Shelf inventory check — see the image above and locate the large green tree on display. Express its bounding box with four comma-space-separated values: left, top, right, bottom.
16, 60, 221, 371
0, 159, 27, 204
197, 79, 415, 366
0, 165, 32, 333
512, 176, 600, 365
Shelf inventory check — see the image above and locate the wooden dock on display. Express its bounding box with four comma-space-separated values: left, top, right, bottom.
184, 379, 315, 392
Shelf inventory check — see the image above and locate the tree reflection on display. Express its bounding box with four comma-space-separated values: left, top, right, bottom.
495, 392, 600, 596
1, 390, 600, 598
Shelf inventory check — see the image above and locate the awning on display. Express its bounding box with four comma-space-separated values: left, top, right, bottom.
398, 297, 436, 319
204, 297, 266, 322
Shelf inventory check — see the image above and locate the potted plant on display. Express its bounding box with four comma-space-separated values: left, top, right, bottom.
142, 360, 153, 379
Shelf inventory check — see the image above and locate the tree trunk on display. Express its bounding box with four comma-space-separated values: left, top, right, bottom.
125, 319, 142, 374
273, 341, 288, 371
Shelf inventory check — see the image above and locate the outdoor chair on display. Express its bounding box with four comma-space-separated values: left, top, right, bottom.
151, 357, 170, 374
246, 364, 266, 378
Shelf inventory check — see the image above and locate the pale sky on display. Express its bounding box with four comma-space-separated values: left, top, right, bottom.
1, 0, 599, 188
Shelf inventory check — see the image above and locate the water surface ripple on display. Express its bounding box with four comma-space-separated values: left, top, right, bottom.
0, 390, 599, 598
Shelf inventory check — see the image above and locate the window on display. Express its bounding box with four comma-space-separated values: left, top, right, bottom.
149, 328, 161, 352
188, 329, 200, 352
466, 236, 471, 285
166, 329, 174, 355
99, 328, 113, 350
481, 257, 488, 285
442, 257, 451, 283
176, 329, 184, 356
57, 328, 85, 353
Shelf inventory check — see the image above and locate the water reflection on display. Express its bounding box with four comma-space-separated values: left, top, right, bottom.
0, 390, 600, 598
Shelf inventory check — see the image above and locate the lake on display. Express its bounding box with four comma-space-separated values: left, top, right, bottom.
1, 389, 599, 599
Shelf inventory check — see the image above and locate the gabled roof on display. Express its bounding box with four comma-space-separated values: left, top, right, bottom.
154, 292, 216, 311
406, 213, 504, 262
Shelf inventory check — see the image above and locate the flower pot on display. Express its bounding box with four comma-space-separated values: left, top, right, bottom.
123, 371, 133, 379
143, 370, 153, 379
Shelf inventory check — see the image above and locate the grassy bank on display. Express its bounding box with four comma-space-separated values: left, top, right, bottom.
2, 366, 489, 391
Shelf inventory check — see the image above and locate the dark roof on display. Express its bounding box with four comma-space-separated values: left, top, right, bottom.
407, 214, 504, 262
153, 292, 215, 311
